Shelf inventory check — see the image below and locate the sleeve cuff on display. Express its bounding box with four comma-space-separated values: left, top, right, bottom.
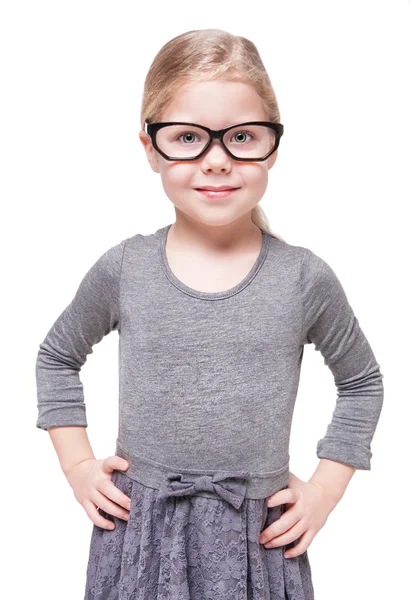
36, 403, 88, 431
316, 438, 372, 470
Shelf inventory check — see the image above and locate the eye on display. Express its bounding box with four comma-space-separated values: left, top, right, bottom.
176, 132, 202, 144
231, 131, 254, 144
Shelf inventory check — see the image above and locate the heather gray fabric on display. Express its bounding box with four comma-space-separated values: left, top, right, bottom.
35, 223, 384, 498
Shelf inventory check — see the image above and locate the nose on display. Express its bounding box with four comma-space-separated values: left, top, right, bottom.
200, 139, 233, 171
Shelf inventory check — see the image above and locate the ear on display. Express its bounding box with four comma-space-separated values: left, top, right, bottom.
267, 149, 278, 171
139, 130, 160, 173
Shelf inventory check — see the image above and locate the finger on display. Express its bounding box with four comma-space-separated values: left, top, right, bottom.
101, 455, 129, 475
263, 520, 306, 548
266, 487, 297, 508
98, 478, 132, 512
284, 530, 313, 559
91, 490, 130, 522
260, 509, 299, 543
84, 500, 116, 530
92, 488, 131, 520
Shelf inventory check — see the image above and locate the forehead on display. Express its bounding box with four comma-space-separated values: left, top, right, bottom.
161, 80, 267, 128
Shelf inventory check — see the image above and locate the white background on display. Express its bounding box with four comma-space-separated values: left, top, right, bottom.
1, 1, 409, 598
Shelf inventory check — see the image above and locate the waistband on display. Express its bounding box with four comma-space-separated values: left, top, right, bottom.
115, 440, 290, 501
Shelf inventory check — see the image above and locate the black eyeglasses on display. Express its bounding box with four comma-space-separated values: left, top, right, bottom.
144, 120, 284, 162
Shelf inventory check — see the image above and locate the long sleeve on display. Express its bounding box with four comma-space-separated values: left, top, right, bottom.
300, 247, 384, 470
35, 240, 126, 431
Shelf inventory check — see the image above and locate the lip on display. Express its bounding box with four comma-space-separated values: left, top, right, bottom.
195, 188, 239, 199
195, 186, 240, 191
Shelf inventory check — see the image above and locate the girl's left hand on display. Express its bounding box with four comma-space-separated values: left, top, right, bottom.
259, 472, 339, 558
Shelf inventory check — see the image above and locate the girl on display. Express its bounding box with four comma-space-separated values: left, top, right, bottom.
36, 29, 384, 600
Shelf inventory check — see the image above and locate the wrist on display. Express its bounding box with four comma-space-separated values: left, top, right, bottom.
308, 458, 356, 506
47, 426, 95, 478
63, 455, 95, 478
308, 476, 343, 509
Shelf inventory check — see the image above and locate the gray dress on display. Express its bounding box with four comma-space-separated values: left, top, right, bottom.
84, 468, 314, 599
35, 224, 384, 599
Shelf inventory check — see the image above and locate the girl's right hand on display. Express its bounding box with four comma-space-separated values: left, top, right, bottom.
65, 456, 131, 530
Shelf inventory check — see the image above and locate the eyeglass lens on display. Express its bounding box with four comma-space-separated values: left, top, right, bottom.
155, 124, 277, 160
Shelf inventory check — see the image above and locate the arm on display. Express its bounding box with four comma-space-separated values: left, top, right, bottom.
300, 247, 384, 497
307, 459, 355, 506
35, 239, 126, 469
47, 426, 95, 476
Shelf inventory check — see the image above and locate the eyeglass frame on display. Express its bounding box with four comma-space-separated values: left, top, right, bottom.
144, 120, 284, 162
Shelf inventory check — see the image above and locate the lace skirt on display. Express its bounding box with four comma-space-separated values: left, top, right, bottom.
84, 468, 314, 599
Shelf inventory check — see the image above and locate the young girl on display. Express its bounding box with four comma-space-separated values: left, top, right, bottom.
35, 29, 384, 600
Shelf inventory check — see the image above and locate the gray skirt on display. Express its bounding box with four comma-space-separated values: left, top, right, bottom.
84, 468, 314, 599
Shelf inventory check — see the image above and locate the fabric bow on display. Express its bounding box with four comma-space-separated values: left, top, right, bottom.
157, 470, 251, 510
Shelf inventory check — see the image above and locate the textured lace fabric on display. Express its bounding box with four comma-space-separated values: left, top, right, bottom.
84, 469, 314, 599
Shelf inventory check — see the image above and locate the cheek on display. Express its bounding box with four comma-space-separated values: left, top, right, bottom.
242, 164, 268, 186
159, 163, 196, 195
239, 166, 269, 200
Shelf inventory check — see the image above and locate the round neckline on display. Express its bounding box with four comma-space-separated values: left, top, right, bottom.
158, 223, 271, 300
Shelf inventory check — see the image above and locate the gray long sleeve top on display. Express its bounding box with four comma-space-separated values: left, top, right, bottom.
35, 224, 384, 499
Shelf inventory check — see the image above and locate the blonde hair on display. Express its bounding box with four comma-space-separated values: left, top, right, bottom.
140, 28, 284, 241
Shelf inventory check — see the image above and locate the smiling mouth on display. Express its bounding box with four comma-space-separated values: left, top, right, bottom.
195, 187, 240, 191
195, 188, 240, 198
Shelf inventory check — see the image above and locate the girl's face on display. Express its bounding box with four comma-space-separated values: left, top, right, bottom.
139, 80, 278, 227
